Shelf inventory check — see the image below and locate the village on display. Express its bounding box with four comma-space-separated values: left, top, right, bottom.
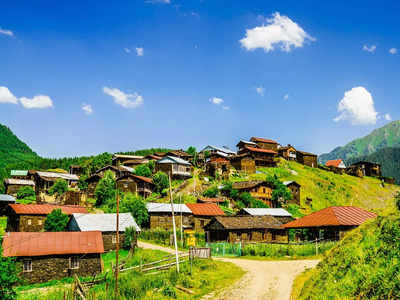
0, 135, 394, 299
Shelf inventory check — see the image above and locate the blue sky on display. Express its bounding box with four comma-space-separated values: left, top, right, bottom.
1, 0, 399, 158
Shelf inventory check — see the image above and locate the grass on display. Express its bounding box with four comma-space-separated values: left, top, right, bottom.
0, 216, 6, 235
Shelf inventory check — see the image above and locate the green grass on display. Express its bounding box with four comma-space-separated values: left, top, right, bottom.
0, 216, 6, 235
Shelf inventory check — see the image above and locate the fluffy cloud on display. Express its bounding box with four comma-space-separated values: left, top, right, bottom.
389, 48, 397, 55
0, 28, 13, 37
20, 95, 53, 109
255, 86, 265, 96
209, 97, 224, 105
384, 114, 392, 121
283, 94, 289, 100
362, 45, 376, 53
240, 12, 315, 52
0, 86, 18, 104
136, 47, 144, 56
82, 103, 93, 115
103, 87, 144, 109
334, 86, 377, 125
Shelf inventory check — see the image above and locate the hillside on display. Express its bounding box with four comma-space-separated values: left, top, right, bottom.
293, 212, 400, 299
320, 120, 400, 163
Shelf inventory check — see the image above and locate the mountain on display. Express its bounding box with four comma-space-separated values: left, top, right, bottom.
319, 120, 400, 163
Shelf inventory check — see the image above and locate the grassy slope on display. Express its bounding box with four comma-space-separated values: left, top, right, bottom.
234, 159, 399, 215
293, 213, 400, 299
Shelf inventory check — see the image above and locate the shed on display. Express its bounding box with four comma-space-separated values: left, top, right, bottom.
230, 153, 256, 174
146, 202, 193, 230
237, 208, 294, 224
283, 181, 301, 205
2, 231, 104, 283
296, 151, 318, 168
186, 203, 225, 231
68, 213, 140, 251
4, 178, 35, 197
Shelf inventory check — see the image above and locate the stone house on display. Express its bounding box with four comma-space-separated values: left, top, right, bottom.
146, 202, 193, 230
155, 156, 192, 179
2, 231, 104, 283
237, 208, 294, 224
67, 213, 141, 251
232, 180, 274, 207
6, 204, 88, 232
204, 216, 287, 243
283, 181, 301, 205
186, 203, 225, 232
4, 178, 35, 197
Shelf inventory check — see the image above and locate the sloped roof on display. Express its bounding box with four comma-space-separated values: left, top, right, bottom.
156, 156, 191, 166
283, 206, 377, 228
0, 194, 16, 202
210, 157, 230, 163
4, 178, 35, 186
243, 145, 277, 154
250, 137, 278, 144
70, 213, 141, 232
146, 202, 192, 214
283, 181, 301, 187
240, 208, 292, 217
206, 216, 283, 230
9, 204, 88, 215
325, 159, 344, 168
144, 154, 163, 160
36, 171, 79, 181
200, 145, 236, 155
113, 154, 144, 159
236, 140, 257, 147
186, 203, 225, 216
166, 150, 193, 157
2, 231, 104, 257
232, 180, 270, 190
118, 174, 153, 184
11, 170, 28, 176
197, 197, 226, 203
297, 151, 318, 157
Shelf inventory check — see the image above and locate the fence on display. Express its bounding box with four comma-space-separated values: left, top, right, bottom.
206, 242, 242, 257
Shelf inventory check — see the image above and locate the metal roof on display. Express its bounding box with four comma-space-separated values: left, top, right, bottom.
241, 208, 292, 217
0, 194, 16, 202
113, 154, 144, 159
2, 231, 104, 257
4, 178, 35, 186
36, 171, 79, 181
283, 181, 301, 187
186, 203, 225, 216
200, 145, 236, 155
9, 204, 88, 215
10, 170, 28, 176
69, 213, 141, 232
156, 156, 191, 166
283, 206, 377, 228
146, 202, 192, 214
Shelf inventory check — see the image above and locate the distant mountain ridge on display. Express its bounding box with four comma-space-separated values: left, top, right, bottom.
320, 120, 400, 163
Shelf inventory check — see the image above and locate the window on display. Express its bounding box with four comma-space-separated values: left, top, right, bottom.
112, 235, 117, 244
200, 220, 205, 227
69, 256, 79, 269
38, 220, 42, 225
27, 219, 32, 226
23, 260, 32, 272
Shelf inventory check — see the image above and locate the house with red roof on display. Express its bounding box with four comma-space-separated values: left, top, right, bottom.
283, 206, 377, 240
186, 203, 225, 232
2, 231, 104, 283
250, 137, 279, 152
326, 159, 346, 169
6, 204, 88, 232
236, 139, 278, 168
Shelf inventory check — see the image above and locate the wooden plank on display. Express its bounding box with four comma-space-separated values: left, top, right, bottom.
176, 285, 195, 295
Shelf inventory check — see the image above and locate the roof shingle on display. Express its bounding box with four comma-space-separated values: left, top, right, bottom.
9, 204, 88, 215
186, 203, 225, 216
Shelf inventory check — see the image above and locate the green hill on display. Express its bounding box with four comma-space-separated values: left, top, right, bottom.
320, 120, 400, 163
293, 211, 400, 299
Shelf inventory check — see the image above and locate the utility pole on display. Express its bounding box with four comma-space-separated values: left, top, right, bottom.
180, 194, 183, 246
115, 174, 120, 298
169, 174, 180, 273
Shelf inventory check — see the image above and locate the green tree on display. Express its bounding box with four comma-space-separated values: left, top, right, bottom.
44, 209, 69, 232
78, 175, 88, 191
122, 226, 138, 250
120, 193, 149, 227
135, 164, 152, 178
152, 171, 169, 193
95, 170, 116, 206
0, 248, 19, 300
203, 186, 219, 198
146, 160, 155, 173
16, 186, 36, 204
186, 146, 197, 157
266, 175, 292, 206
48, 179, 68, 196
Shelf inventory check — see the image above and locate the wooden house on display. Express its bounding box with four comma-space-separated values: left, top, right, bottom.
283, 181, 301, 205
345, 165, 364, 178
238, 145, 277, 167
4, 178, 35, 197
237, 208, 294, 224
236, 140, 258, 152
283, 206, 377, 241
197, 197, 227, 205
199, 145, 236, 163
117, 174, 154, 198
112, 154, 146, 167
232, 180, 274, 207
349, 161, 382, 178
6, 204, 88, 232
155, 156, 192, 179
230, 153, 256, 174
278, 145, 297, 161
250, 137, 279, 152
204, 216, 287, 243
205, 157, 231, 179
67, 213, 141, 251
325, 159, 346, 174
144, 154, 163, 161
28, 171, 79, 195
165, 150, 193, 161
69, 165, 83, 176
146, 202, 193, 230
186, 203, 225, 232
2, 231, 104, 283
296, 151, 318, 168
0, 194, 16, 216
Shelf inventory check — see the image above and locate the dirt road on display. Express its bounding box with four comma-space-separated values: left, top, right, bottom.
138, 241, 318, 300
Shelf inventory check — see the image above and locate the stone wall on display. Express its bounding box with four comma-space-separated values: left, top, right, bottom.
149, 214, 193, 230
102, 232, 126, 252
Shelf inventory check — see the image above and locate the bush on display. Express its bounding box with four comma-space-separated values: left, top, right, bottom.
135, 165, 152, 178
77, 175, 88, 191
44, 209, 69, 232
123, 226, 138, 250
48, 179, 68, 196
152, 171, 169, 194
95, 170, 116, 206
120, 193, 149, 227
0, 241, 19, 300
203, 186, 218, 198
16, 186, 36, 204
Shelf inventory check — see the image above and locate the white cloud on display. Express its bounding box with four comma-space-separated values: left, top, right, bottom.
20, 95, 53, 109
283, 94, 289, 100
255, 86, 265, 96
389, 48, 397, 55
0, 86, 18, 104
240, 12, 315, 52
136, 47, 144, 56
103, 87, 144, 109
362, 44, 376, 53
384, 113, 392, 121
209, 97, 224, 105
0, 28, 13, 37
124, 48, 131, 53
334, 86, 377, 125
82, 103, 93, 115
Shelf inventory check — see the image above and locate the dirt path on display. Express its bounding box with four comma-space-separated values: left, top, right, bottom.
138, 241, 318, 300
138, 240, 186, 254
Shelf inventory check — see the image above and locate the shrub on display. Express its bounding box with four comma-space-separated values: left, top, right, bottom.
95, 170, 116, 206
203, 186, 218, 198
44, 209, 69, 232
120, 193, 149, 227
123, 226, 138, 250
16, 186, 36, 204
48, 179, 68, 196
135, 165, 152, 178
0, 254, 19, 300
152, 171, 169, 194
